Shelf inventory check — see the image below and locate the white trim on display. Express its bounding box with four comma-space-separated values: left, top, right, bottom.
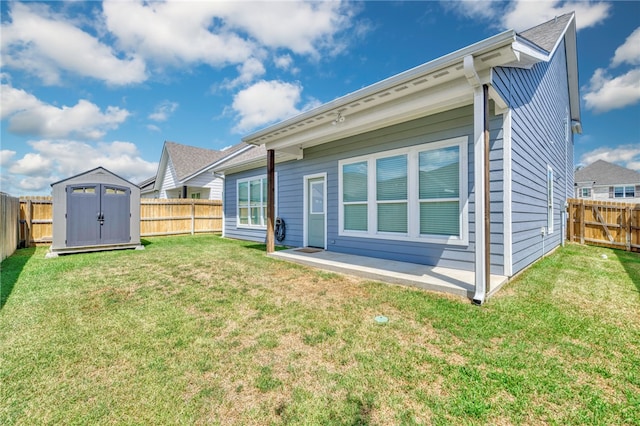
472, 87, 486, 303
338, 136, 468, 246
303, 173, 328, 249
236, 174, 277, 230
502, 109, 513, 277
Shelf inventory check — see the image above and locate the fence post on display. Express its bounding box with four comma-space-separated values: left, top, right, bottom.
579, 199, 585, 245
626, 206, 632, 252
25, 200, 33, 248
191, 200, 195, 235
568, 200, 574, 242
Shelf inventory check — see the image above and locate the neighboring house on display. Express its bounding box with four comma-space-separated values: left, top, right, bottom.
574, 160, 640, 201
152, 141, 251, 199
217, 13, 581, 303
139, 176, 157, 198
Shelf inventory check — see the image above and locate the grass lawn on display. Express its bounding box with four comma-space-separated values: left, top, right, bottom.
1, 235, 639, 425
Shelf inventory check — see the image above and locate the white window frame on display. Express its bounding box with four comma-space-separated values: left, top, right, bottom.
547, 165, 554, 234
236, 174, 277, 230
580, 187, 591, 198
338, 136, 468, 245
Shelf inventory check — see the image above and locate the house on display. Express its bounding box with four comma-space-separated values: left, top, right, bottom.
575, 160, 640, 201
139, 175, 157, 198
151, 141, 251, 199
217, 13, 581, 303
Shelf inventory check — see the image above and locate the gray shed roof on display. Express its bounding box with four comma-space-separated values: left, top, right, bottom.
575, 160, 640, 185
519, 13, 573, 52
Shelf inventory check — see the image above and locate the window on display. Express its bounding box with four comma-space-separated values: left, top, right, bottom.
613, 186, 635, 198
580, 188, 591, 198
191, 192, 201, 199
339, 137, 468, 245
105, 187, 126, 195
237, 175, 272, 228
547, 166, 554, 234
71, 187, 95, 194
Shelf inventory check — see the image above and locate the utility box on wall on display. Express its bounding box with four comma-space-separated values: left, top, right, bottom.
47, 167, 143, 257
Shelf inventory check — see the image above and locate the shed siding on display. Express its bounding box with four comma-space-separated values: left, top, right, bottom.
225, 106, 506, 273
493, 39, 574, 274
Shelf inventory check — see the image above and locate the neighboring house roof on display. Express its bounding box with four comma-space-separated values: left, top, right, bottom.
575, 160, 640, 186
138, 176, 156, 191
165, 141, 230, 181
243, 13, 580, 151
153, 141, 252, 191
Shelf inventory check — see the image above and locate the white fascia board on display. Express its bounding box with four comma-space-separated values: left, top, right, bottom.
215, 152, 296, 175
264, 78, 474, 151
243, 30, 517, 146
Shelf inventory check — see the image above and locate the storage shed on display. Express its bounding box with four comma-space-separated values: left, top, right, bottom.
47, 167, 143, 257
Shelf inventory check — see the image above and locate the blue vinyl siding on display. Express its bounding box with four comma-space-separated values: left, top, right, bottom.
225, 105, 506, 273
224, 167, 270, 243
494, 39, 574, 274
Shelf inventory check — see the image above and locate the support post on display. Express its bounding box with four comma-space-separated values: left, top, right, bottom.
483, 84, 491, 295
266, 149, 275, 253
472, 84, 490, 305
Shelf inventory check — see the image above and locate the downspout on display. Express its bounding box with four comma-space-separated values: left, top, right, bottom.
464, 55, 490, 305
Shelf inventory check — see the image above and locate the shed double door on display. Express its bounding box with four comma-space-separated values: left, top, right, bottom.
66, 184, 130, 247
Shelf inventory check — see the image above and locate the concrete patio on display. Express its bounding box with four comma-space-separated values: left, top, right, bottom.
269, 248, 509, 299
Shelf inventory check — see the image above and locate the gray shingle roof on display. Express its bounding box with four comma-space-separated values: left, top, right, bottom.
164, 141, 248, 181
518, 13, 573, 52
214, 144, 266, 170
575, 160, 640, 186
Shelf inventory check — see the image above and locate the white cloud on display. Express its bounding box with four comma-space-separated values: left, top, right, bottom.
0, 85, 42, 120
102, 1, 255, 67
1, 2, 146, 85
223, 58, 266, 89
503, 0, 610, 32
231, 80, 303, 133
611, 27, 640, 67
443, 0, 610, 32
16, 176, 53, 192
0, 150, 16, 167
102, 0, 355, 67
583, 68, 640, 113
147, 124, 161, 132
220, 1, 354, 57
8, 153, 53, 177
579, 145, 640, 172
2, 85, 130, 139
6, 139, 158, 194
148, 100, 179, 122
274, 55, 294, 70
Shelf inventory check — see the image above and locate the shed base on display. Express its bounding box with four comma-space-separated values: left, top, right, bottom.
46, 243, 144, 258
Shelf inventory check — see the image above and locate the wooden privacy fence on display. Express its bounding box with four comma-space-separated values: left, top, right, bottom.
139, 199, 222, 237
17, 197, 223, 247
1, 193, 20, 260
566, 198, 640, 252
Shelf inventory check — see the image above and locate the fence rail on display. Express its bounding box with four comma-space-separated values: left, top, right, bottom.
15, 197, 223, 247
566, 198, 640, 252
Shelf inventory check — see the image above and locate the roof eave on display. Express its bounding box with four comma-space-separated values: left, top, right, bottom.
242, 29, 518, 147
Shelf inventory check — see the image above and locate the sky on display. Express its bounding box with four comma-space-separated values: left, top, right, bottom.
1, 0, 639, 196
